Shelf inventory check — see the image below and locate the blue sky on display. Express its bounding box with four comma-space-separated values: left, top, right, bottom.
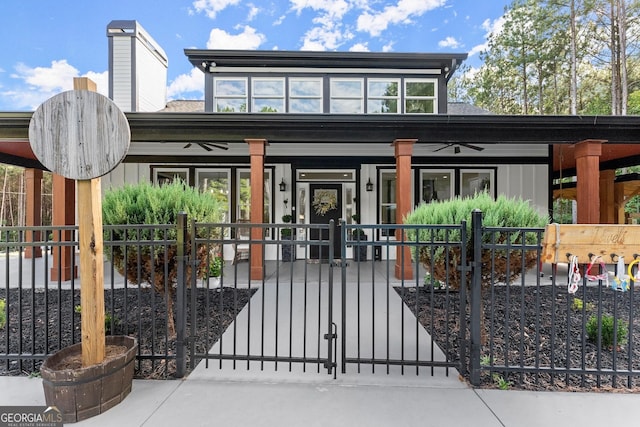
0, 0, 509, 111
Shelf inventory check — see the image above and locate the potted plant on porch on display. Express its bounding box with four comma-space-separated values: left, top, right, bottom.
351, 214, 368, 261
281, 214, 294, 262
205, 252, 224, 288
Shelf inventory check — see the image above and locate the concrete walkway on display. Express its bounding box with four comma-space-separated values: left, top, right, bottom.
3, 375, 640, 427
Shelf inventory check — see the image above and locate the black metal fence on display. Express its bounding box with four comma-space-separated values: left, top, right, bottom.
1, 212, 640, 389
0, 223, 183, 378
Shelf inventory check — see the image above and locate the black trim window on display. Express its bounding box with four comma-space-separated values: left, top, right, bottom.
368, 79, 400, 114
290, 78, 323, 113
405, 79, 436, 114
214, 78, 248, 112
252, 78, 285, 113
330, 78, 364, 113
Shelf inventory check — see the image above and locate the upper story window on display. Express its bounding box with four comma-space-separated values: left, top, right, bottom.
214, 78, 247, 112
211, 76, 439, 114
405, 79, 437, 114
290, 78, 323, 113
252, 78, 285, 113
368, 79, 399, 114
330, 78, 364, 113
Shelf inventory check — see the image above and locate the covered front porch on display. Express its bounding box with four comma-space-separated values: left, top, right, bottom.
2, 110, 640, 281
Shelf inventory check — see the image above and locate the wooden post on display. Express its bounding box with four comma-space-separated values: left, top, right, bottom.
393, 138, 416, 280
50, 174, 76, 281
24, 168, 42, 258
614, 182, 626, 224
78, 178, 105, 365
247, 139, 267, 281
599, 169, 615, 224
575, 140, 604, 224
29, 82, 130, 368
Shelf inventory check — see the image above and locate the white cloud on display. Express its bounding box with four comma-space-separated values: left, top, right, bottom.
206, 26, 266, 49
292, 0, 354, 50
247, 4, 259, 21
300, 22, 353, 50
2, 60, 107, 110
167, 68, 204, 99
468, 16, 506, 57
14, 60, 78, 93
290, 0, 351, 19
438, 36, 460, 49
349, 42, 369, 52
382, 42, 394, 52
84, 71, 109, 96
356, 0, 446, 37
191, 0, 241, 19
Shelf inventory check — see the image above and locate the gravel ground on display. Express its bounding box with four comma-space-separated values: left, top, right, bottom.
0, 286, 255, 379
397, 283, 640, 391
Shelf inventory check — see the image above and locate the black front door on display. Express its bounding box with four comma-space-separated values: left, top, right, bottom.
309, 183, 342, 260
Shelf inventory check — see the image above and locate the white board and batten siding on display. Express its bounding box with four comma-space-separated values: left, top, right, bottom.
135, 36, 168, 112
498, 164, 549, 216
101, 162, 151, 192
110, 37, 133, 112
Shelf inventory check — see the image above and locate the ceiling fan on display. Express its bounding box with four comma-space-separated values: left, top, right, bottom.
183, 142, 229, 151
433, 143, 485, 154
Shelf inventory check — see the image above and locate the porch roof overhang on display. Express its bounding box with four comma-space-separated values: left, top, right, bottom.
1, 111, 640, 168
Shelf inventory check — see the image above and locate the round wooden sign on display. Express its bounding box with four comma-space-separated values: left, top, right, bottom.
28, 90, 130, 180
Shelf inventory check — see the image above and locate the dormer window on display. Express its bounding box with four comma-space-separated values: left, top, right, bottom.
290, 78, 323, 113
252, 78, 285, 113
368, 79, 400, 114
214, 78, 247, 112
330, 79, 364, 114
405, 79, 437, 114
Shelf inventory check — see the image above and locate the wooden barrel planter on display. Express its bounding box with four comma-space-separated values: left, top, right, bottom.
41, 335, 137, 423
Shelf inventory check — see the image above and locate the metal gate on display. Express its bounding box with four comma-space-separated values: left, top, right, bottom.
339, 222, 468, 376
184, 220, 337, 376
182, 217, 467, 378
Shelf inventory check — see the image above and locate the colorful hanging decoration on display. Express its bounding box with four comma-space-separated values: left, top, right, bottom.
613, 256, 630, 292
627, 258, 640, 286
568, 255, 580, 294
585, 255, 609, 287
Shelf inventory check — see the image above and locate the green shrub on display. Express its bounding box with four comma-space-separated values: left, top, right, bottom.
586, 314, 628, 348
281, 214, 293, 237
74, 305, 119, 334
571, 298, 595, 312
102, 180, 225, 335
208, 255, 224, 278
0, 299, 6, 329
405, 193, 548, 289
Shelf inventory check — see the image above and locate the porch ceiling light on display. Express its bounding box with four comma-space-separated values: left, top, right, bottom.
279, 178, 287, 192
366, 178, 374, 192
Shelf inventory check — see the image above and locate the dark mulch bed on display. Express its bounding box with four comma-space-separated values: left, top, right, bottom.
0, 286, 255, 379
397, 283, 640, 391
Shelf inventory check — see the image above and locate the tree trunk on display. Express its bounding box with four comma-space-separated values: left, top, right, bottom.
617, 0, 628, 115
570, 0, 578, 115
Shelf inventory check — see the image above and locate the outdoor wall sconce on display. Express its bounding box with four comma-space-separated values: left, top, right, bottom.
366, 178, 374, 192
279, 178, 287, 192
